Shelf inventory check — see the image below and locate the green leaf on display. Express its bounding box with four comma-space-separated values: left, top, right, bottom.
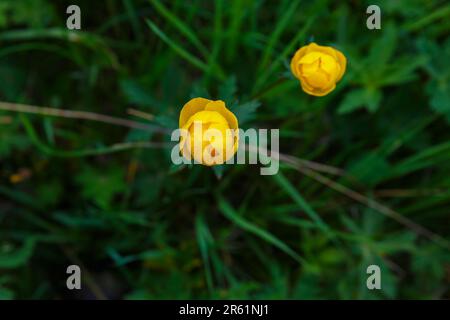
418, 37, 450, 121
348, 153, 390, 186
230, 100, 260, 124
120, 79, 161, 109
380, 56, 427, 86
367, 24, 397, 69
218, 76, 237, 105
0, 287, 14, 300
76, 166, 127, 209
0, 238, 36, 269
338, 88, 382, 113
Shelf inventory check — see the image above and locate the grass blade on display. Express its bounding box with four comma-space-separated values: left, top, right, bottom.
146, 19, 224, 79
253, 15, 315, 93
123, 0, 144, 41
217, 195, 305, 265
273, 171, 330, 235
149, 0, 209, 56
257, 0, 302, 72
206, 0, 225, 82
226, 0, 249, 60
195, 214, 214, 293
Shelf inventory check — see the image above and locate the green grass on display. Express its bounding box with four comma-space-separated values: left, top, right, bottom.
0, 0, 449, 300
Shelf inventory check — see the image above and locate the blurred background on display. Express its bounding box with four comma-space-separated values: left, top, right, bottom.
0, 0, 449, 299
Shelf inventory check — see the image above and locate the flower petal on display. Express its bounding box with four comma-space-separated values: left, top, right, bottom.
179, 97, 211, 128
204, 100, 239, 130
306, 43, 337, 59
305, 72, 327, 88
300, 80, 336, 97
335, 49, 347, 81
298, 51, 323, 65
290, 46, 308, 78
182, 110, 228, 131
321, 54, 338, 77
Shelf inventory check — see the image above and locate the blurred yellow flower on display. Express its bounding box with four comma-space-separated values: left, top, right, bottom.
290, 42, 346, 96
179, 97, 239, 166
9, 168, 32, 184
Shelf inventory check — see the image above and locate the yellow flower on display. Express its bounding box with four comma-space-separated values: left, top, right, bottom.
290, 42, 346, 96
179, 97, 239, 166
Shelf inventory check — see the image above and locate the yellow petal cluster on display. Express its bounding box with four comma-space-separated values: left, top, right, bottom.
179, 98, 239, 166
290, 42, 346, 96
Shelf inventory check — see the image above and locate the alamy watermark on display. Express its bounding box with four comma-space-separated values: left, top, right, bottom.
66, 264, 81, 290
366, 264, 381, 290
171, 125, 280, 176
66, 4, 381, 31
66, 5, 81, 30
366, 5, 381, 30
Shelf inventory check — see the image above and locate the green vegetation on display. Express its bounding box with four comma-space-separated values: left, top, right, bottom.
0, 0, 449, 299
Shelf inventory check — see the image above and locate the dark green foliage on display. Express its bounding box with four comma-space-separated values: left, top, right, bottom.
0, 0, 449, 299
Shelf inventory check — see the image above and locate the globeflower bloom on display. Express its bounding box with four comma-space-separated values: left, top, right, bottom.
290, 42, 346, 96
179, 97, 239, 166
